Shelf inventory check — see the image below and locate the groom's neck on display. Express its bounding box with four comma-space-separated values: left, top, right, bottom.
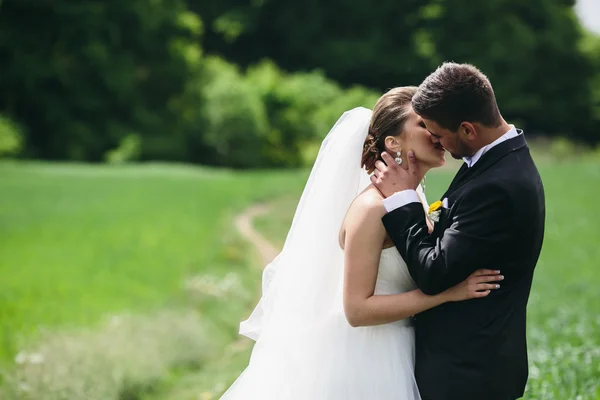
475, 119, 512, 150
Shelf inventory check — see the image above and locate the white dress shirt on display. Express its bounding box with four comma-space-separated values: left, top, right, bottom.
382, 125, 519, 213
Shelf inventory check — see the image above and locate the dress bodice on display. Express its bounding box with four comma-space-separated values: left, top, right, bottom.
373, 183, 429, 296
374, 247, 417, 295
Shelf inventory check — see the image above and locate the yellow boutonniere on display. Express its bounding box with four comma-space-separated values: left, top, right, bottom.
428, 200, 443, 214
428, 200, 443, 222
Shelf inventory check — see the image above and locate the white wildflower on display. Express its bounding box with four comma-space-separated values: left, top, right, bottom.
29, 352, 44, 364
17, 383, 31, 393
15, 351, 28, 365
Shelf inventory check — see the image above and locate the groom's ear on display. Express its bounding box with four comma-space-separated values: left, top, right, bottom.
459, 122, 477, 141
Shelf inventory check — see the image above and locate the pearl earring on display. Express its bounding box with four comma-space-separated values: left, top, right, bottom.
395, 151, 403, 165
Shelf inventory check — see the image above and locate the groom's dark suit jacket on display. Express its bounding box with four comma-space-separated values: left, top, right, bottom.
382, 133, 545, 400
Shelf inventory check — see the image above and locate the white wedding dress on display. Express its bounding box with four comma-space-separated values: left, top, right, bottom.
220, 247, 422, 399
220, 108, 425, 400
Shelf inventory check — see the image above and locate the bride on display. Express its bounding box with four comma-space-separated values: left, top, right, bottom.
220, 86, 503, 399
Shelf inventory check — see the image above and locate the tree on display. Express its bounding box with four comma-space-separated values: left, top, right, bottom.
188, 0, 432, 88
422, 0, 598, 142
191, 0, 599, 142
0, 0, 204, 160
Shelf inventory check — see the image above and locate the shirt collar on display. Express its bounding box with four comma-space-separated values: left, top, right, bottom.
463, 125, 519, 168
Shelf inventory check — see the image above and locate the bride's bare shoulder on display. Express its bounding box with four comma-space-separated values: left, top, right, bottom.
348, 185, 387, 219
339, 185, 387, 248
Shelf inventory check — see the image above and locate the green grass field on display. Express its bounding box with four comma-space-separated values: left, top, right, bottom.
0, 161, 306, 399
1, 158, 599, 399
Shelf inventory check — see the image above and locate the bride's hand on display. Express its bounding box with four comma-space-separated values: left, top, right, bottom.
442, 269, 504, 302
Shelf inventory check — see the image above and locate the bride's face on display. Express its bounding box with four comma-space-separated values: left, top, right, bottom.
390, 105, 446, 169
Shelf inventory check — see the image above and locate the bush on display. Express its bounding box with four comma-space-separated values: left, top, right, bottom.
245, 61, 379, 167
200, 57, 269, 168
0, 115, 24, 157
580, 31, 600, 134
198, 57, 378, 168
311, 85, 380, 138
195, 0, 600, 144
104, 134, 142, 164
246, 62, 340, 167
298, 86, 380, 166
0, 1, 203, 161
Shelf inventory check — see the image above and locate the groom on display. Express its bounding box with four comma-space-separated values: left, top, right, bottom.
373, 63, 545, 400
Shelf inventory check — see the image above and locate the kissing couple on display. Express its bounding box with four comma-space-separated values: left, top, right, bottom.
221, 62, 546, 400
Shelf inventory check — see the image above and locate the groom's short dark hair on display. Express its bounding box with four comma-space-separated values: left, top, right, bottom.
412, 62, 502, 131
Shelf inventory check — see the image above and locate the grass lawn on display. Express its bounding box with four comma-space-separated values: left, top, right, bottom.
1, 157, 598, 399
0, 161, 307, 398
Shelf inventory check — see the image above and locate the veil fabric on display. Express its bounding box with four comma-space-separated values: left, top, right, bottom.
239, 107, 373, 340
223, 107, 424, 400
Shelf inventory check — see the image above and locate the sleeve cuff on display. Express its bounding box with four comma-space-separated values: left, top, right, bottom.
382, 190, 420, 213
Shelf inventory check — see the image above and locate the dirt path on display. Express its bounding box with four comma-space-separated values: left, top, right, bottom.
134, 205, 282, 400
221, 204, 280, 358
234, 204, 279, 267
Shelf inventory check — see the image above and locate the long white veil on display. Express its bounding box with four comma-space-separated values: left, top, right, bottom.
225, 106, 425, 400
239, 107, 373, 341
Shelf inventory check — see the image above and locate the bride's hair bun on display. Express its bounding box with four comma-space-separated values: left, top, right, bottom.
361, 132, 380, 173
361, 86, 418, 174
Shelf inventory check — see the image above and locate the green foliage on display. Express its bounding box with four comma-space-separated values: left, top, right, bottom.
2, 0, 599, 167
194, 59, 378, 168
245, 61, 379, 167
0, 0, 204, 161
312, 85, 380, 137
0, 115, 23, 157
105, 134, 142, 164
195, 0, 600, 143
200, 58, 269, 168
0, 0, 379, 168
422, 0, 598, 143
580, 31, 600, 124
246, 62, 339, 166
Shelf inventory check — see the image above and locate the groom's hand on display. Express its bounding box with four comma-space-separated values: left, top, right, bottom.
371, 151, 421, 198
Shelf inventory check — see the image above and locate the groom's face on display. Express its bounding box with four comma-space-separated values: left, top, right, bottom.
421, 118, 472, 160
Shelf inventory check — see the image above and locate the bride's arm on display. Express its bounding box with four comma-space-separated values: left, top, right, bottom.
343, 195, 501, 327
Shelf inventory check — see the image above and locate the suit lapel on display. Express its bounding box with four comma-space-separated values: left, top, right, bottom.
443, 133, 528, 200
442, 162, 469, 200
